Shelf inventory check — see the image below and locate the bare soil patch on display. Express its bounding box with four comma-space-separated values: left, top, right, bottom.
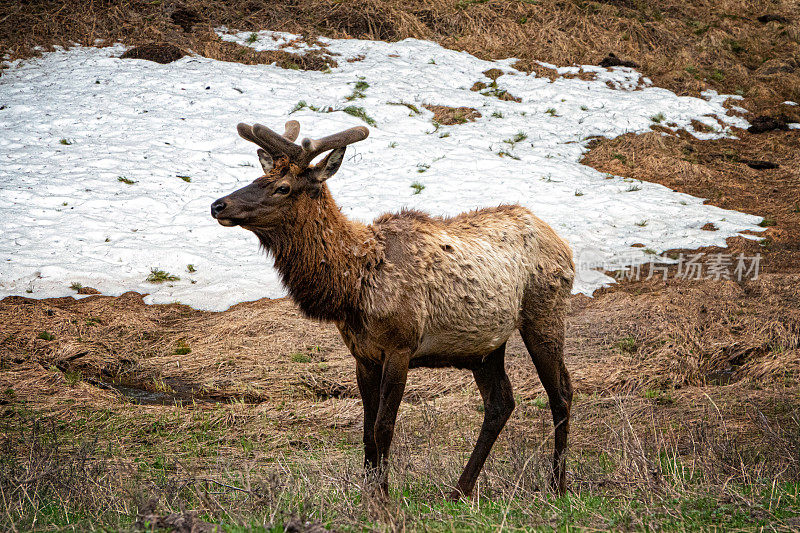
120, 43, 187, 64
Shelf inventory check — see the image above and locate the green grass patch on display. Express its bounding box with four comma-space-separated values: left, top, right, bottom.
146, 268, 180, 283
497, 150, 520, 160
503, 131, 528, 146
290, 353, 312, 363
3, 399, 799, 532
345, 78, 370, 101
615, 335, 637, 353
174, 340, 191, 356
341, 106, 376, 126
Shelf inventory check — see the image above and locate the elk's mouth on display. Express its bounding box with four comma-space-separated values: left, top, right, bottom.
216, 217, 245, 227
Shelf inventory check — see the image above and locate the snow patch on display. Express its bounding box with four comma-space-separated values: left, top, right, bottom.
0, 34, 762, 311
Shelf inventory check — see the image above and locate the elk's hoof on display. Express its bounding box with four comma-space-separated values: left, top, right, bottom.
550, 476, 568, 496
447, 489, 465, 502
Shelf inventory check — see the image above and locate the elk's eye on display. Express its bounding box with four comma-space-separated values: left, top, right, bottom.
275, 185, 291, 195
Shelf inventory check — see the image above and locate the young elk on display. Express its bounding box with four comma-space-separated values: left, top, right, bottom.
211, 120, 574, 497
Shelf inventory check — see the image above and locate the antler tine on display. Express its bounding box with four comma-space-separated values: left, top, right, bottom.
299, 126, 370, 165
236, 123, 264, 149
283, 120, 300, 142
237, 122, 303, 159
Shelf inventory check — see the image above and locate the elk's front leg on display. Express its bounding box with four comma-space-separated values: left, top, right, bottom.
374, 352, 410, 495
356, 360, 381, 474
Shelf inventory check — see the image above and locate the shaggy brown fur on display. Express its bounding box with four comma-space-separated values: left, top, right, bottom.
211, 121, 575, 497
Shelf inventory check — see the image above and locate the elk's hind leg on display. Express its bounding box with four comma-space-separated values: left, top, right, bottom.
356, 360, 381, 474
519, 293, 572, 494
450, 343, 515, 500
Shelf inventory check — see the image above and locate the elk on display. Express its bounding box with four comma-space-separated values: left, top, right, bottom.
210, 120, 574, 497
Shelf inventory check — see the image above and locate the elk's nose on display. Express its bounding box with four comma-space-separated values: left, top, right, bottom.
210, 199, 227, 218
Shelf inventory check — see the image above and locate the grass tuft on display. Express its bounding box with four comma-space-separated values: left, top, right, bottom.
345, 78, 369, 101
504, 131, 528, 146
497, 150, 520, 160
174, 340, 191, 355
341, 106, 376, 126
615, 335, 637, 353
291, 353, 312, 363
146, 268, 180, 283
388, 101, 420, 115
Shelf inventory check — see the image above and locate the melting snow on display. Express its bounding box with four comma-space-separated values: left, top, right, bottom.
0, 32, 762, 311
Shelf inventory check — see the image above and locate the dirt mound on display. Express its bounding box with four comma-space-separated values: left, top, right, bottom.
598, 52, 639, 68
120, 43, 186, 64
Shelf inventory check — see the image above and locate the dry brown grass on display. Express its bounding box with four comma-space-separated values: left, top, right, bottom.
581, 129, 800, 274
2, 271, 797, 414
422, 104, 482, 125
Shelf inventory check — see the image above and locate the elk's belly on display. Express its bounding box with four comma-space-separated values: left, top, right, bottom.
412, 310, 519, 363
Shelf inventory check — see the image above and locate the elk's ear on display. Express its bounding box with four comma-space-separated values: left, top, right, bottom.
257, 149, 274, 174
309, 147, 346, 183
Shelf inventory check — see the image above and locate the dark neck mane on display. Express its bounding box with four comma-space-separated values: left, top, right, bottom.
253, 186, 380, 322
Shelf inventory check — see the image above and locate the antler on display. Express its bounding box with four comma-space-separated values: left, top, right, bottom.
237, 121, 302, 159
237, 120, 369, 167
298, 127, 369, 167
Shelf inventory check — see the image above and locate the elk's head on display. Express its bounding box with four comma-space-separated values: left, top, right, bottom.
211, 120, 369, 229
